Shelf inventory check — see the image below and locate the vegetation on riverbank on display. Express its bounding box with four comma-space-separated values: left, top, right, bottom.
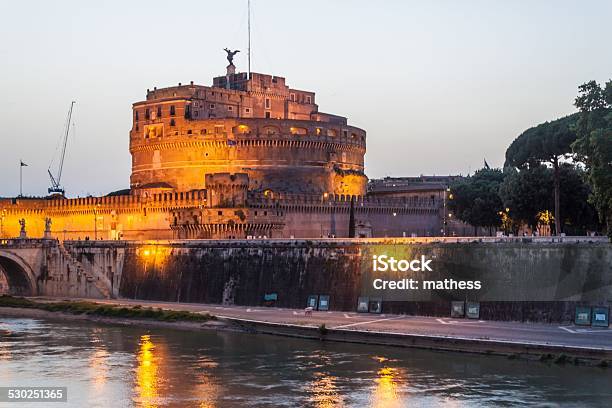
0, 295, 215, 322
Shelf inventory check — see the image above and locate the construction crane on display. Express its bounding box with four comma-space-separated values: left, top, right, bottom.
48, 101, 75, 195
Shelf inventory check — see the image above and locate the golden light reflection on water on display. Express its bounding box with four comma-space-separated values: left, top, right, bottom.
192, 356, 220, 408
309, 371, 343, 407
371, 362, 406, 408
89, 348, 110, 391
135, 334, 160, 408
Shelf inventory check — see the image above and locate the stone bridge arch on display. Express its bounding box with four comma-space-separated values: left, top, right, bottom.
0, 250, 38, 296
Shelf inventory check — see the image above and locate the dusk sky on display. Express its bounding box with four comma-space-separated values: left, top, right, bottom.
1, 0, 611, 197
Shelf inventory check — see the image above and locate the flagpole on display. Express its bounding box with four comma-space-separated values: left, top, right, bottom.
248, 0, 251, 78
19, 160, 22, 197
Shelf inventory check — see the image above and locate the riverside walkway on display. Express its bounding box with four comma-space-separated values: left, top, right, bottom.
33, 297, 612, 353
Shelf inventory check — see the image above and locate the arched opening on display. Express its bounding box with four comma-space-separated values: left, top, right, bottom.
0, 253, 36, 296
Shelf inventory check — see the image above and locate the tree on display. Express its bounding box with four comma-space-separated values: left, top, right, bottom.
572, 80, 612, 238
558, 165, 600, 235
505, 114, 578, 235
499, 164, 601, 234
448, 168, 505, 235
499, 166, 552, 231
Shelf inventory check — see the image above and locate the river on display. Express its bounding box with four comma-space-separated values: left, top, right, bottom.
0, 317, 610, 407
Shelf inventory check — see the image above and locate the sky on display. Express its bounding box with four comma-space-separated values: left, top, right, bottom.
0, 0, 610, 197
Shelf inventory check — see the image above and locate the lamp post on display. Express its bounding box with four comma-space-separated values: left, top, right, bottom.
442, 187, 451, 237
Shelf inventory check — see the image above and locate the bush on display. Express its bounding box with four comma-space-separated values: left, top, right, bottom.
0, 295, 215, 322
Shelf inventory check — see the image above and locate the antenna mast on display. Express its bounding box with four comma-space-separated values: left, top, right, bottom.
248, 0, 251, 77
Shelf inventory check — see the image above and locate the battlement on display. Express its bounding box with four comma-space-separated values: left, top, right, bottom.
0, 190, 208, 215
247, 192, 442, 212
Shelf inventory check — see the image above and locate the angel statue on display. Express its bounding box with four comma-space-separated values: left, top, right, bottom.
45, 217, 52, 233
223, 48, 240, 66
19, 218, 26, 233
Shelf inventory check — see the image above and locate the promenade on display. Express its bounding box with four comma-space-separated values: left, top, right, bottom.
33, 297, 612, 358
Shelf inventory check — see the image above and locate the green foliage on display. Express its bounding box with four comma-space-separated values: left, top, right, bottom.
499, 165, 599, 233
0, 295, 215, 322
505, 114, 578, 169
558, 165, 601, 234
505, 114, 578, 235
572, 80, 612, 239
500, 166, 552, 230
448, 168, 505, 229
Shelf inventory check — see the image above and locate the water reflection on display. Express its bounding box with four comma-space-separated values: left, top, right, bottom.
371, 365, 405, 408
192, 356, 220, 408
135, 334, 160, 407
309, 371, 343, 407
89, 348, 109, 390
0, 318, 610, 407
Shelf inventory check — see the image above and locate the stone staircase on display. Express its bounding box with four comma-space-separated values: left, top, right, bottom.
58, 242, 111, 298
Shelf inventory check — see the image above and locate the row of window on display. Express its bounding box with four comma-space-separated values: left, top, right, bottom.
289, 93, 312, 104
136, 105, 177, 121
212, 210, 282, 217
136, 104, 254, 122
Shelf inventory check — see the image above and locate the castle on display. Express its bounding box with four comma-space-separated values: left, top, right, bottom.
0, 62, 456, 240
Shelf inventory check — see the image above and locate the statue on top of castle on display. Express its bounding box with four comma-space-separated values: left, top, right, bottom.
223, 48, 240, 66
19, 218, 26, 233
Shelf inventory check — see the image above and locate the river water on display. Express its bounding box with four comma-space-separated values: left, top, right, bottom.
0, 317, 610, 407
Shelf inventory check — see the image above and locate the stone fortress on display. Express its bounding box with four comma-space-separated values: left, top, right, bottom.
0, 58, 464, 241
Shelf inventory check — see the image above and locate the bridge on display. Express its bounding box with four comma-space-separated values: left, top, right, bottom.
0, 238, 110, 298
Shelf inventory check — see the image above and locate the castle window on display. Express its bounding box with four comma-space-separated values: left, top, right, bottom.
157, 106, 162, 118
145, 108, 150, 120
265, 98, 271, 109
170, 119, 176, 126
218, 211, 223, 216
228, 106, 233, 111
185, 105, 191, 119
210, 104, 215, 109
254, 211, 258, 216
187, 129, 192, 134
306, 96, 312, 104
135, 111, 139, 121
265, 112, 271, 119
290, 93, 295, 101
170, 105, 176, 116
264, 211, 267, 216
343, 130, 348, 137
245, 108, 251, 113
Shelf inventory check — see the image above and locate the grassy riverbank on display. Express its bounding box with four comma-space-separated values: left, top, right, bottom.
0, 295, 215, 322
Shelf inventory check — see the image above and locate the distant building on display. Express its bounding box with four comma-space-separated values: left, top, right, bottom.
0, 62, 455, 240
